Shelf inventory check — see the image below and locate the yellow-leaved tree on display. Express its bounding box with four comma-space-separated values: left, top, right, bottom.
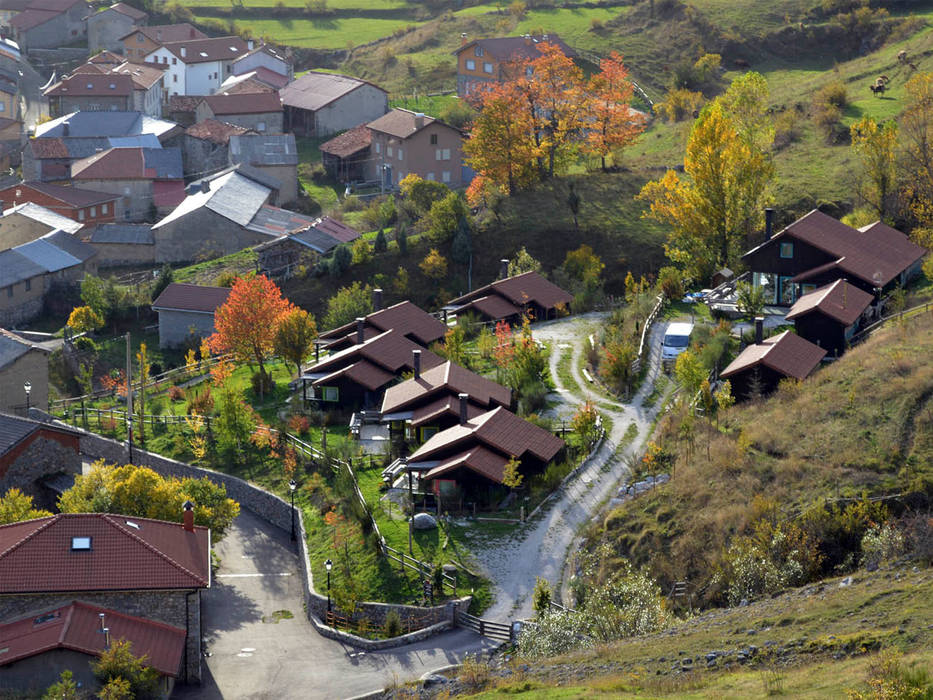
850, 116, 898, 219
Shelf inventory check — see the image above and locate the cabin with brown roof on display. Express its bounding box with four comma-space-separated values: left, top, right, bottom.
318, 296, 446, 353
381, 361, 512, 444
0, 511, 210, 683
407, 406, 564, 506
720, 319, 826, 401
320, 123, 371, 182
742, 210, 925, 306
445, 269, 572, 323
453, 33, 577, 97
301, 329, 444, 410
784, 279, 874, 357
151, 282, 231, 348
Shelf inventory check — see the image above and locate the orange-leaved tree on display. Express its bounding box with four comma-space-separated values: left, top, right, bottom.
209, 274, 293, 392
584, 51, 646, 171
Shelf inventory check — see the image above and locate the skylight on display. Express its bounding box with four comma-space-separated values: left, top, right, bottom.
124, 520, 140, 529
71, 536, 92, 551
200, 52, 208, 57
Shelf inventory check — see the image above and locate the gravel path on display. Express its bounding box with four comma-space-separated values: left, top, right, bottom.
478, 312, 670, 621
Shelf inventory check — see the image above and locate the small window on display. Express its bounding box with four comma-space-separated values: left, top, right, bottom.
420, 426, 438, 442
71, 536, 92, 551
321, 386, 339, 402
124, 187, 131, 195
0, 103, 5, 112
14, 188, 20, 197
89, 206, 96, 217
173, 74, 177, 83
397, 148, 403, 160
474, 46, 483, 57
137, 34, 143, 42
6, 286, 11, 298
465, 59, 475, 71
257, 121, 266, 132
102, 203, 108, 214
442, 148, 451, 160
24, 279, 30, 292
172, 57, 177, 65
780, 242, 794, 259
426, 172, 435, 181
162, 56, 167, 64
442, 170, 451, 183
430, 134, 437, 145
387, 146, 393, 157
78, 210, 85, 221
483, 62, 493, 74
374, 142, 381, 154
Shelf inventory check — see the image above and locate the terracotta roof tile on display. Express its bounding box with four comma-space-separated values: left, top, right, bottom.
28, 138, 69, 159
721, 331, 826, 382
160, 36, 249, 64
185, 118, 249, 145
320, 124, 371, 159
45, 72, 134, 97
202, 91, 282, 116
0, 181, 120, 208
367, 108, 447, 140
121, 23, 206, 44
152, 282, 231, 313
453, 34, 576, 62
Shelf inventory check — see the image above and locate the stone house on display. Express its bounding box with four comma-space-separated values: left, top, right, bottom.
0, 201, 83, 249
120, 22, 205, 63
151, 282, 231, 348
109, 60, 166, 117
87, 1, 147, 53
85, 222, 154, 267
146, 36, 251, 98
0, 411, 79, 511
365, 108, 467, 188
320, 124, 370, 183
231, 43, 291, 85
70, 146, 184, 221
280, 71, 387, 137
182, 118, 250, 179
453, 33, 576, 97
195, 91, 283, 133
0, 511, 211, 683
44, 71, 136, 117
228, 132, 296, 204
8, 0, 88, 51
253, 214, 359, 280
0, 182, 120, 227
0, 332, 50, 415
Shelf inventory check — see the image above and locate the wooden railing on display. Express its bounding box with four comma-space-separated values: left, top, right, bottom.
455, 608, 514, 643
631, 294, 664, 375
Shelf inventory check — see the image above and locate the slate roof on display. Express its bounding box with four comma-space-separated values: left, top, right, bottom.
0, 229, 94, 288
0, 512, 211, 593
285, 215, 359, 252
35, 111, 177, 139
2, 201, 83, 233
785, 279, 874, 326
152, 282, 231, 314
159, 36, 249, 64
119, 23, 205, 44
229, 133, 297, 166
0, 249, 45, 287
10, 9, 58, 32
71, 146, 183, 180
153, 169, 270, 230
453, 34, 577, 62
381, 360, 512, 415
225, 67, 289, 90
45, 72, 133, 97
409, 394, 485, 428
89, 223, 153, 245
280, 71, 384, 112
720, 331, 827, 382
319, 124, 371, 159
0, 329, 46, 371
106, 1, 146, 20
447, 271, 573, 318
202, 91, 281, 116
37, 229, 97, 263
246, 204, 317, 238
320, 300, 446, 349
185, 118, 248, 145
0, 601, 185, 677
0, 181, 120, 208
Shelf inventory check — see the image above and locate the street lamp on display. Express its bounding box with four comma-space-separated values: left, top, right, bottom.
324, 559, 333, 614
126, 415, 134, 464
23, 381, 31, 413
288, 479, 297, 541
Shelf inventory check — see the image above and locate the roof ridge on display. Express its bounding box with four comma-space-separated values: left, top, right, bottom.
102, 514, 208, 587
71, 600, 186, 634
58, 602, 75, 645
0, 515, 56, 561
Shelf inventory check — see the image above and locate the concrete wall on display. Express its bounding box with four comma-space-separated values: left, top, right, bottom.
0, 273, 46, 327
0, 348, 48, 415
316, 85, 387, 137
87, 10, 138, 53
153, 206, 269, 263
182, 135, 230, 179
0, 212, 53, 249
157, 308, 216, 348
50, 93, 131, 118
19, 13, 69, 51
77, 178, 151, 221
89, 240, 156, 267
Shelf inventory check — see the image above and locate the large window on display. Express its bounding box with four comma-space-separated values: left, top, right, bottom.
320, 386, 339, 402
779, 276, 796, 305
420, 426, 438, 442
754, 272, 777, 305
483, 62, 493, 74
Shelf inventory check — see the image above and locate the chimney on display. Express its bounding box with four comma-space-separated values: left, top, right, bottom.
412, 349, 421, 379
62, 121, 69, 137
765, 207, 774, 239
103, 627, 110, 648
524, 33, 532, 45
183, 500, 194, 532
414, 112, 424, 129
499, 259, 509, 280
458, 393, 469, 425
355, 317, 365, 344
461, 32, 468, 46
372, 287, 383, 311
180, 46, 186, 58
247, 40, 254, 50
200, 180, 210, 194
754, 317, 764, 345
98, 612, 105, 632
156, 29, 162, 41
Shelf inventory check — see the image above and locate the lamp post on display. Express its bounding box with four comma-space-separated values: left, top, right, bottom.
288, 479, 297, 541
324, 558, 333, 613
23, 381, 31, 413
126, 415, 134, 464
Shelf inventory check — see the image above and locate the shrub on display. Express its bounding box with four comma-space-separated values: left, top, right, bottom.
590, 17, 604, 30
287, 414, 310, 435
860, 522, 905, 568
72, 336, 98, 352
458, 653, 490, 688
657, 266, 685, 300
168, 385, 185, 402
532, 576, 552, 615
384, 609, 402, 637
186, 386, 214, 415
773, 110, 802, 150
216, 270, 238, 287
848, 649, 932, 700
351, 237, 372, 265
658, 87, 705, 122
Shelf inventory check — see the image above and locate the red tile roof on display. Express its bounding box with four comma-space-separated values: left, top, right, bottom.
89, 50, 125, 64
0, 181, 120, 208
381, 360, 512, 415
0, 513, 210, 593
785, 279, 874, 326
121, 23, 206, 44
453, 34, 577, 62
45, 73, 134, 97
152, 282, 231, 313
28, 138, 69, 159
110, 61, 167, 90
721, 331, 827, 382
0, 601, 185, 677
185, 118, 249, 145
160, 36, 249, 64
202, 91, 282, 116
367, 108, 453, 140
169, 95, 202, 113
320, 300, 446, 347
320, 124, 371, 159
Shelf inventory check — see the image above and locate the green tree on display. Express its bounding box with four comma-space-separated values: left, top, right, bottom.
395, 222, 408, 256
91, 639, 159, 699
532, 576, 552, 615
850, 117, 898, 219
657, 266, 685, 300
426, 192, 470, 243
570, 401, 600, 449
0, 488, 52, 524
151, 264, 174, 301
451, 215, 472, 267
98, 677, 132, 700
392, 266, 409, 296
135, 342, 151, 445
399, 174, 450, 214
43, 670, 81, 700
322, 282, 373, 330
674, 348, 706, 402
443, 325, 466, 366
274, 307, 317, 377
329, 244, 352, 277
67, 305, 104, 334
508, 247, 541, 276
373, 229, 388, 254
736, 281, 766, 320
351, 237, 373, 264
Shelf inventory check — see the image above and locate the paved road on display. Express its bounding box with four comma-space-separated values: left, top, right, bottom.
476, 312, 669, 621
174, 509, 497, 700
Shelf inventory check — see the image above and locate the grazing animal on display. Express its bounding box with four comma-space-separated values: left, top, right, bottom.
898, 50, 908, 64
878, 75, 889, 84
870, 82, 886, 96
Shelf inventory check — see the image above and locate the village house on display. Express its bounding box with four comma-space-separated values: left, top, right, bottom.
319, 124, 370, 183
784, 279, 875, 358
70, 146, 184, 221
228, 132, 296, 204
0, 601, 185, 698
453, 33, 576, 97
120, 22, 205, 63
381, 361, 513, 444
84, 222, 154, 267
195, 91, 283, 133
253, 214, 359, 280
0, 333, 50, 416
318, 296, 446, 353
0, 183, 120, 227
720, 319, 827, 401
742, 209, 926, 306
109, 60, 167, 116
182, 118, 250, 178
0, 200, 83, 249
445, 269, 573, 323
151, 282, 231, 348
0, 510, 210, 683
229, 42, 291, 87
280, 71, 387, 137
44, 71, 140, 116
86, 1, 147, 53
146, 36, 251, 98
406, 406, 565, 507
366, 108, 466, 188
8, 0, 87, 51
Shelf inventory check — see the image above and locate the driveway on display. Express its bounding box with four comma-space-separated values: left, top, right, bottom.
174, 509, 497, 700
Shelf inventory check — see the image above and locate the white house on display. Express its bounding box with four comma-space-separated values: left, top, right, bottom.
146, 36, 250, 97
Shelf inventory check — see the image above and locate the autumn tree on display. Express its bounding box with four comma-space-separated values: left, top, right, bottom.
322, 281, 373, 330
901, 72, 933, 216
91, 639, 159, 699
674, 348, 706, 403
209, 274, 293, 394
850, 116, 898, 219
274, 307, 317, 377
67, 305, 103, 334
509, 246, 542, 276
420, 248, 448, 280
399, 174, 450, 215
0, 488, 51, 525
584, 51, 646, 170
502, 456, 523, 491
571, 401, 600, 448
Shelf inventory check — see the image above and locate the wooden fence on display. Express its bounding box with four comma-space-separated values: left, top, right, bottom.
455, 608, 514, 643
631, 294, 664, 375
384, 544, 457, 594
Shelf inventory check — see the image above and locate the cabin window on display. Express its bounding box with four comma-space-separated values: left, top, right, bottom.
483, 62, 493, 74
90, 206, 96, 217
397, 148, 403, 160
102, 203, 108, 214
320, 386, 339, 402
24, 279, 30, 292
465, 59, 475, 71
374, 142, 381, 154
474, 46, 483, 57
442, 170, 451, 183
426, 172, 435, 181
780, 242, 794, 258
387, 146, 393, 157
420, 426, 438, 442
442, 148, 451, 160
6, 286, 11, 298
78, 209, 85, 221
137, 34, 143, 42
801, 283, 817, 294
754, 272, 777, 305
172, 57, 177, 65
430, 134, 437, 145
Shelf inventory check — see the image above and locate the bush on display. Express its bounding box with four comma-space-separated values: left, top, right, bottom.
216, 270, 238, 287
72, 336, 98, 352
658, 87, 705, 122
287, 414, 310, 435
384, 609, 402, 637
250, 371, 274, 397
657, 266, 685, 300
439, 99, 476, 130
860, 522, 905, 568
186, 386, 214, 415
458, 653, 490, 688
168, 385, 185, 402
532, 576, 552, 614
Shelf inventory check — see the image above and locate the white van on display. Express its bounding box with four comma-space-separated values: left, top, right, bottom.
662, 322, 694, 367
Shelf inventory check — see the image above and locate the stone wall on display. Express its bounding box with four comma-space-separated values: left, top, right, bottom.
0, 433, 80, 509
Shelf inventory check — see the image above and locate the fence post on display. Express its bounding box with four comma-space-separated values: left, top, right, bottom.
480, 619, 485, 636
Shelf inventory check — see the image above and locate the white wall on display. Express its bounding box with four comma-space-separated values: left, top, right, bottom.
147, 47, 184, 96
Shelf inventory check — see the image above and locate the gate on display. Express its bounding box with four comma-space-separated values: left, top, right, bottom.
454, 608, 514, 643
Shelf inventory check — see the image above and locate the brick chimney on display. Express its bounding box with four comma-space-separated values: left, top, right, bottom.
412, 349, 421, 379
754, 317, 764, 345
183, 500, 194, 532
414, 112, 425, 129
372, 287, 383, 311
458, 393, 469, 425
500, 259, 509, 280
461, 32, 468, 46
355, 317, 365, 344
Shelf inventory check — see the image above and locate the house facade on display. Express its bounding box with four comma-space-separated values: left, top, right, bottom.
45, 72, 136, 117
87, 1, 147, 53
280, 71, 387, 137
151, 282, 231, 348
146, 36, 251, 97
120, 23, 205, 63
228, 132, 296, 204
9, 0, 88, 51
0, 200, 84, 249
366, 109, 466, 188
0, 332, 50, 416
453, 33, 577, 97
86, 222, 154, 267
0, 412, 79, 508
195, 91, 283, 133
